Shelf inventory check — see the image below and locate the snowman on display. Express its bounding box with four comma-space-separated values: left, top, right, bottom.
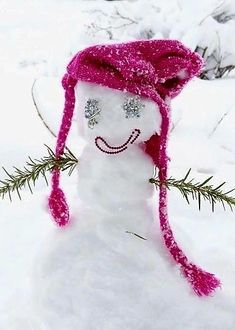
34, 40, 220, 329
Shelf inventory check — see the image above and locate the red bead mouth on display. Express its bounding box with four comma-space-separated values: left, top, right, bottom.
95, 129, 141, 154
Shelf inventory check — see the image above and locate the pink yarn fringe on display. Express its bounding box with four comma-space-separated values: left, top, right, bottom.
48, 181, 69, 227
182, 263, 221, 296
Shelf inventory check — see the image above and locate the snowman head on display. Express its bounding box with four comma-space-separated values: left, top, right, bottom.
49, 39, 203, 226
76, 82, 162, 154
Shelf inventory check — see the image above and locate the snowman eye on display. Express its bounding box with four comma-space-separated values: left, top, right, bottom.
84, 99, 101, 129
122, 95, 145, 119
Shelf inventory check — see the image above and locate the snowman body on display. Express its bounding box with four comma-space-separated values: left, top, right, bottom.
33, 83, 166, 330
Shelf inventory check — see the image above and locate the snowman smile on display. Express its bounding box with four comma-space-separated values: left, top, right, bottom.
95, 129, 141, 154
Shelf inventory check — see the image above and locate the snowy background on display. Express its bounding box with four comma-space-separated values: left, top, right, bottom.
0, 0, 235, 329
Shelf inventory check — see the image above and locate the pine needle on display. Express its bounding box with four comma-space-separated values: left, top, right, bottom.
0, 146, 78, 200
150, 168, 235, 212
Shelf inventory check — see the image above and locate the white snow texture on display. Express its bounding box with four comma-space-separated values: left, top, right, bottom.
0, 1, 235, 330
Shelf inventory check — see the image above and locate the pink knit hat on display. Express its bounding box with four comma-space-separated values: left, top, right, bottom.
48, 39, 220, 296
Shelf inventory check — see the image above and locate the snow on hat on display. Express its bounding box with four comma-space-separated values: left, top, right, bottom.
48, 39, 220, 296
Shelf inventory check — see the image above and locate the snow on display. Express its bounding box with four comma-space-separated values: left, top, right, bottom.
0, 0, 235, 329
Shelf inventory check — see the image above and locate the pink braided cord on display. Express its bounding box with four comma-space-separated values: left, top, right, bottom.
48, 74, 77, 226
154, 93, 220, 296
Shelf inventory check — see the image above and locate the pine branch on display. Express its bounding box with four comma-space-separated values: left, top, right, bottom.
1, 147, 235, 213
0, 146, 78, 201
149, 168, 235, 212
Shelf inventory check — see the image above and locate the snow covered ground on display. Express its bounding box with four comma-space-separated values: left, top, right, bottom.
1, 0, 235, 329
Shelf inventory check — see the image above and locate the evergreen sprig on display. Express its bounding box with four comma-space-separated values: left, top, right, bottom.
1, 148, 235, 212
149, 168, 235, 212
0, 146, 78, 201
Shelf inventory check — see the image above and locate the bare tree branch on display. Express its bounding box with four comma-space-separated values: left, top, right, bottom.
31, 79, 73, 153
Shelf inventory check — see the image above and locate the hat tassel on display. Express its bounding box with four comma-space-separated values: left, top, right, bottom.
48, 74, 77, 226
157, 97, 220, 296
159, 183, 220, 296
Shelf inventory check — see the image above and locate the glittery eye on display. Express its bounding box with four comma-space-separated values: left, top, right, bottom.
122, 96, 145, 119
84, 99, 101, 129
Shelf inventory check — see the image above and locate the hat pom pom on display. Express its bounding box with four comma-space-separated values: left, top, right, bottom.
48, 187, 70, 226
181, 263, 221, 296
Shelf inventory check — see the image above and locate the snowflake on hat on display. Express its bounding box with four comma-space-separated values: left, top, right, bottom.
48, 39, 220, 297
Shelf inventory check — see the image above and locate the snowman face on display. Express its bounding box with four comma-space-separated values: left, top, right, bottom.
75, 82, 161, 148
